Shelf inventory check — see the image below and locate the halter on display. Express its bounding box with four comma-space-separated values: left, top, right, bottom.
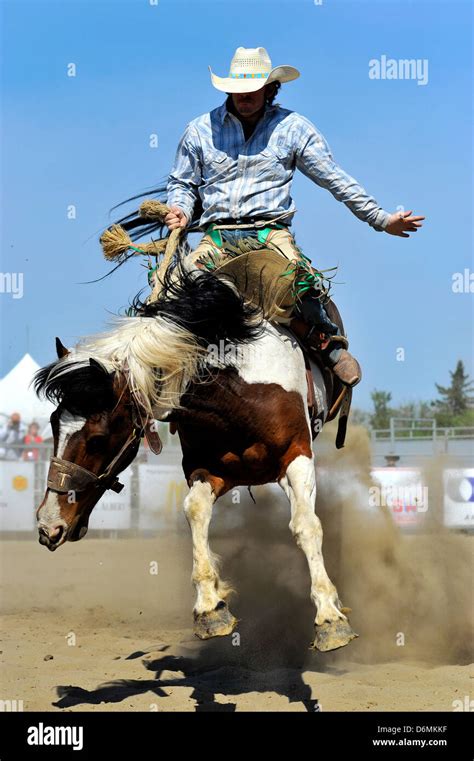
46, 387, 161, 496
46, 429, 140, 495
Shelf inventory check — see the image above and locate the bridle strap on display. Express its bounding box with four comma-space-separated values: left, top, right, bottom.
47, 377, 163, 496
47, 456, 103, 493
47, 428, 140, 495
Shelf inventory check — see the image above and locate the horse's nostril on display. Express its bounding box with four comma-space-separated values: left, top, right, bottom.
38, 529, 50, 547
49, 525, 64, 544
39, 525, 65, 545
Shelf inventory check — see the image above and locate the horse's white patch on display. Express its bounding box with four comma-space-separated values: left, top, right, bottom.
236, 322, 303, 390
236, 321, 328, 423
38, 492, 64, 530
57, 411, 86, 459
38, 412, 86, 530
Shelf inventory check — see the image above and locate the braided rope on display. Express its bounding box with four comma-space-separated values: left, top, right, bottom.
99, 200, 184, 302
138, 201, 184, 302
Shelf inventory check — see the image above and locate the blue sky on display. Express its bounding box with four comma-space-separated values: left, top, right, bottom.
1, 0, 472, 410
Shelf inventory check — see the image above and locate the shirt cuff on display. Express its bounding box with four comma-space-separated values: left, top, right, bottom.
166, 194, 194, 224
371, 209, 392, 232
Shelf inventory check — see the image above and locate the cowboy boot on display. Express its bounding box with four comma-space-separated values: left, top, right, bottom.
294, 292, 362, 387
323, 338, 362, 388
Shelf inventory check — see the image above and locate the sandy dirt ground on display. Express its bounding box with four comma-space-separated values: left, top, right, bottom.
1, 527, 472, 712
1, 429, 472, 712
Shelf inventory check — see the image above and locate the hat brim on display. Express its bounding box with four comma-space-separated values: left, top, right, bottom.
209, 64, 300, 93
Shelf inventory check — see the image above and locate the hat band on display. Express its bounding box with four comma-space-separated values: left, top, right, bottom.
229, 72, 269, 79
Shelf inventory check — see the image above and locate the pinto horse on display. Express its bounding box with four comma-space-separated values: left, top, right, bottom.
34, 261, 357, 652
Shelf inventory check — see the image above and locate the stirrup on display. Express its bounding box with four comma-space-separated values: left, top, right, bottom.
323, 333, 349, 351
304, 326, 349, 353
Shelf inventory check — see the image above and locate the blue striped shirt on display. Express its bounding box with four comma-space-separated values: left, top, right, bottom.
167, 99, 391, 231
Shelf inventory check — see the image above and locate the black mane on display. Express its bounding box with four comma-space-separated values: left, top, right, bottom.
34, 359, 115, 417
35, 257, 266, 417
111, 181, 204, 239
131, 256, 265, 349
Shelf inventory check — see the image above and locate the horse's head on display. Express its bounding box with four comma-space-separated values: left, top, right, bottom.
34, 339, 144, 551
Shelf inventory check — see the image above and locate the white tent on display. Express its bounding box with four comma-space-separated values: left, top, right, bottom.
0, 353, 55, 426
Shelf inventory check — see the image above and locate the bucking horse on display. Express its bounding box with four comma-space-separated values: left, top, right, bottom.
34, 226, 358, 653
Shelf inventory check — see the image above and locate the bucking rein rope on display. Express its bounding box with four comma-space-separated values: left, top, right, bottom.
100, 200, 181, 303
100, 200, 336, 307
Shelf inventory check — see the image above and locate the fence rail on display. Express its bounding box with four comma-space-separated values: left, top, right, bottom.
371, 419, 474, 444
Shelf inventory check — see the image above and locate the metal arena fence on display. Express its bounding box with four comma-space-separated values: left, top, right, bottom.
0, 423, 473, 536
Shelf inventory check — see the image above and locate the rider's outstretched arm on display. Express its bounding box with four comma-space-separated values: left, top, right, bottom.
294, 116, 391, 232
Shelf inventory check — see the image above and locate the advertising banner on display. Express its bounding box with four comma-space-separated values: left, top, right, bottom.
0, 462, 36, 531
89, 467, 133, 530
138, 464, 188, 531
443, 468, 474, 529
371, 467, 429, 528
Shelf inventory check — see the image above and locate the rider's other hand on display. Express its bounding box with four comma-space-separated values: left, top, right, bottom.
385, 210, 425, 238
164, 206, 188, 231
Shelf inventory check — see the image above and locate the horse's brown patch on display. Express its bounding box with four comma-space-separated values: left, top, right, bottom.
172, 369, 313, 496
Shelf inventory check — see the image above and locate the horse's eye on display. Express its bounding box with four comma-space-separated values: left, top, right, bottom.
110, 416, 125, 431
86, 435, 107, 454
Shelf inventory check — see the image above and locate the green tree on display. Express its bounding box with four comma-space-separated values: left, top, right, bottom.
395, 401, 417, 419
350, 407, 370, 428
434, 360, 473, 417
369, 389, 393, 430
418, 400, 435, 420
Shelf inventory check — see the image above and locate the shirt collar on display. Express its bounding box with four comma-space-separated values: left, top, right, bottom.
218, 96, 277, 125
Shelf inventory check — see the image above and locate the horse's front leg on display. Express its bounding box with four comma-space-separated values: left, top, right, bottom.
184, 477, 237, 640
279, 454, 358, 652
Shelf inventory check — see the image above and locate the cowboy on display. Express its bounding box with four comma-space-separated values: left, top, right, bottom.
164, 47, 424, 386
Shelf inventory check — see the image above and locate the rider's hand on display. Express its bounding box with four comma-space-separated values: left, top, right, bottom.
164, 206, 189, 231
385, 210, 425, 238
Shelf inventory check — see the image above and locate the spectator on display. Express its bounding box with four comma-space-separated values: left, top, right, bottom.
0, 412, 27, 460
22, 422, 43, 462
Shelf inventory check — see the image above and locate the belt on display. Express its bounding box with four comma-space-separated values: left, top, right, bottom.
207, 210, 295, 230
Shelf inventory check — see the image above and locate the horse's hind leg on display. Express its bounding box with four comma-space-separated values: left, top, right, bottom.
184, 478, 237, 640
279, 454, 358, 652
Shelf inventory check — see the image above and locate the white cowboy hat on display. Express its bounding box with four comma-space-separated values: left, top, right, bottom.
208, 46, 300, 93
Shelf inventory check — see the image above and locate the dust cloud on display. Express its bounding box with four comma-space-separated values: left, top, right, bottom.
205, 424, 473, 669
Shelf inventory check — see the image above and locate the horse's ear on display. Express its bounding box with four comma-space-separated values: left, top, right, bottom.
89, 358, 104, 372
55, 337, 69, 359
